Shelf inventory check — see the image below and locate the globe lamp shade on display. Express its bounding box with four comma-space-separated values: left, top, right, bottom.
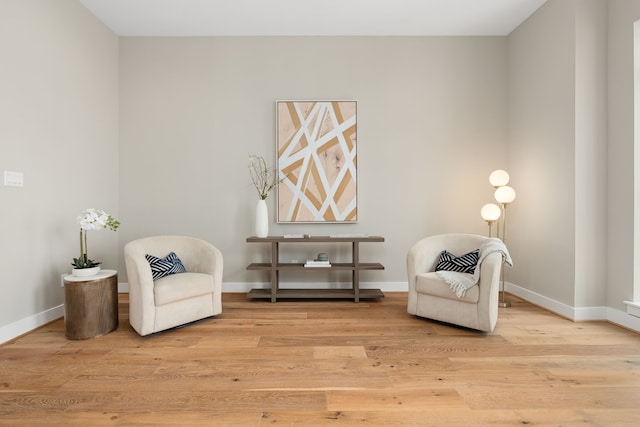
480, 203, 501, 221
495, 185, 516, 204
489, 169, 510, 187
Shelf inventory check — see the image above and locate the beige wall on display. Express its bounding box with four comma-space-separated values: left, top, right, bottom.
508, 0, 636, 316
608, 0, 640, 310
0, 1, 119, 332
507, 0, 579, 305
574, 0, 608, 308
507, 0, 609, 309
118, 36, 509, 285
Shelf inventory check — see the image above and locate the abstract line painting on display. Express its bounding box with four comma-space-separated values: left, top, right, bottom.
277, 101, 357, 223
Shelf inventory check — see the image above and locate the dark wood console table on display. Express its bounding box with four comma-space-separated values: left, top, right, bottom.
246, 235, 384, 302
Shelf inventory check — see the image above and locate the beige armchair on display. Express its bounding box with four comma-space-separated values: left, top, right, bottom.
124, 236, 223, 336
407, 234, 504, 333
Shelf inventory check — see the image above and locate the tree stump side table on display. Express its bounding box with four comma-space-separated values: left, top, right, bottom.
63, 269, 118, 340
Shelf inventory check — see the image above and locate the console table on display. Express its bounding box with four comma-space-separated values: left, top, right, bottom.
246, 235, 384, 302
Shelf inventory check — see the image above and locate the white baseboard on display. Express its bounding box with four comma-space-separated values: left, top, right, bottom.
0, 304, 65, 345
624, 301, 640, 317
505, 282, 640, 333
118, 281, 129, 293
606, 306, 640, 332
504, 282, 576, 319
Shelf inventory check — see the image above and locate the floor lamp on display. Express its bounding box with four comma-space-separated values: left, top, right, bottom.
489, 170, 515, 308
494, 184, 516, 308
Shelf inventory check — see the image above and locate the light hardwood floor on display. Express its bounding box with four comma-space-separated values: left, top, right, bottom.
1, 292, 640, 426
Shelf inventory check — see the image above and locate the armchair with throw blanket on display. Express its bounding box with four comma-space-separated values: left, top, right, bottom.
406, 233, 511, 333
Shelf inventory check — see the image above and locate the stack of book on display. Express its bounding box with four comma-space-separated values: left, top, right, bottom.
304, 259, 331, 268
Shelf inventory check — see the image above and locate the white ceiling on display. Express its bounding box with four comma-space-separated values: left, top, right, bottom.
79, 0, 547, 37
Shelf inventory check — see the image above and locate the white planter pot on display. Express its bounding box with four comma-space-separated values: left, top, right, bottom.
255, 199, 269, 238
71, 266, 101, 277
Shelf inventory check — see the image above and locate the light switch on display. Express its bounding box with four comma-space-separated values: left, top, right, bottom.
4, 171, 24, 187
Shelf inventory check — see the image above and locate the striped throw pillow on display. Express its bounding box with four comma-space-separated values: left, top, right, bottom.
145, 252, 187, 280
435, 249, 479, 274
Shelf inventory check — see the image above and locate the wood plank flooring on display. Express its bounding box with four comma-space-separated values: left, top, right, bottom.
1, 292, 640, 426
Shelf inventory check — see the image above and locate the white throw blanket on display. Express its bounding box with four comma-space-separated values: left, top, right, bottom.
436, 238, 512, 298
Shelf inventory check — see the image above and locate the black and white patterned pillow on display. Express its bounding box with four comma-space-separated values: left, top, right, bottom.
145, 252, 187, 280
435, 249, 479, 274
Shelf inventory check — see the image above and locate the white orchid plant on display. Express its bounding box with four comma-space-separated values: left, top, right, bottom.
72, 208, 120, 269
249, 155, 282, 200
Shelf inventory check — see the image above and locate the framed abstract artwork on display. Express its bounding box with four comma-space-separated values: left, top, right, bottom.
276, 101, 358, 223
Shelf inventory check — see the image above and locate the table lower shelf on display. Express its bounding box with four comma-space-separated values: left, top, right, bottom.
247, 262, 384, 271
247, 288, 384, 301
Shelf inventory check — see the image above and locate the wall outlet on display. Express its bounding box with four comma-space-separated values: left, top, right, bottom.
60, 273, 66, 287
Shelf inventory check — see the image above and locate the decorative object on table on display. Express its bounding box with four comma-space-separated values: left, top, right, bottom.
249, 155, 281, 238
305, 252, 331, 267
71, 208, 120, 277
304, 259, 331, 267
316, 252, 329, 261
487, 169, 516, 308
71, 266, 102, 277
276, 100, 358, 223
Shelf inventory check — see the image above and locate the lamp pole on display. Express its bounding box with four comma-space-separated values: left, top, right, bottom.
497, 201, 511, 308
494, 184, 515, 308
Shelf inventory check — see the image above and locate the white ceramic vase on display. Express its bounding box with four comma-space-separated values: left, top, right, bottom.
255, 199, 269, 238
71, 266, 101, 277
